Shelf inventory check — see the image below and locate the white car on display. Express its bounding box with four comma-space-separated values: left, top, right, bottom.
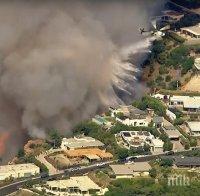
96, 162, 106, 167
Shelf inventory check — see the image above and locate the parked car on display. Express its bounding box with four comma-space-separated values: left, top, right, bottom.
165, 151, 174, 155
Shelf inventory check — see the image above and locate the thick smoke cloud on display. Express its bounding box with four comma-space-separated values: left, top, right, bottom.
0, 0, 164, 160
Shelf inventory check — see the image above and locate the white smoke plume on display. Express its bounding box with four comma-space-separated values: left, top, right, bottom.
0, 0, 164, 160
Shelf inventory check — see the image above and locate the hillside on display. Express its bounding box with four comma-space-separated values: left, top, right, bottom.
141, 32, 199, 92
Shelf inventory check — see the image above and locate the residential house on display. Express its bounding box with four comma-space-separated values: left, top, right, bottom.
153, 116, 164, 128
120, 131, 154, 149
181, 24, 200, 39
194, 57, 200, 70
0, 163, 40, 181
148, 138, 164, 154
174, 156, 200, 168
43, 176, 105, 195
169, 95, 200, 113
111, 105, 150, 127
110, 162, 151, 179
166, 109, 176, 121
61, 136, 104, 150
186, 121, 200, 136
162, 119, 181, 141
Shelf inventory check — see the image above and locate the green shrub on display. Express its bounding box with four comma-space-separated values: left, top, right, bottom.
133, 95, 166, 116
163, 140, 173, 151
159, 66, 169, 75
165, 75, 172, 82
156, 76, 164, 83
167, 32, 185, 43
147, 80, 155, 88
157, 53, 168, 64
168, 80, 180, 90
159, 158, 173, 167
174, 118, 184, 125
149, 168, 157, 178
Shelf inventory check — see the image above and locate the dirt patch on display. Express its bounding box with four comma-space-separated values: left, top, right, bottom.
182, 75, 200, 92
88, 169, 112, 188
47, 153, 72, 169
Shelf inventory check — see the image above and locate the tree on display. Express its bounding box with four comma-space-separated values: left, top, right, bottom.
143, 144, 151, 154
73, 121, 100, 136
174, 118, 184, 125
48, 129, 62, 148
115, 112, 125, 119
133, 96, 166, 116
105, 110, 111, 116
190, 138, 197, 147
168, 80, 180, 90
149, 168, 157, 178
159, 133, 168, 142
117, 148, 129, 160
160, 158, 173, 167
185, 142, 190, 150
165, 75, 172, 82
168, 108, 183, 118
163, 140, 173, 152
181, 57, 194, 75
152, 40, 165, 56
110, 122, 129, 134
17, 149, 25, 158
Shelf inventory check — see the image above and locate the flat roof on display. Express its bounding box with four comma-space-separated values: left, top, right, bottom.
169, 95, 200, 109
110, 162, 151, 175
121, 131, 151, 137
164, 129, 181, 138
116, 105, 147, 118
181, 25, 200, 36
46, 176, 100, 191
187, 122, 200, 132
0, 163, 39, 173
151, 138, 164, 147
163, 119, 176, 130
195, 58, 200, 70
61, 136, 104, 149
153, 116, 164, 123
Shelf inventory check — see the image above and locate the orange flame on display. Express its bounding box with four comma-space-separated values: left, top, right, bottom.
0, 132, 10, 155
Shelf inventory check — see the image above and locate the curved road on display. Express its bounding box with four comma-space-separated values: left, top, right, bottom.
0, 161, 114, 196
1, 147, 199, 196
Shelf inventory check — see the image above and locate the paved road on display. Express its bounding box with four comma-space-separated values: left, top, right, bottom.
0, 160, 115, 196
1, 147, 199, 195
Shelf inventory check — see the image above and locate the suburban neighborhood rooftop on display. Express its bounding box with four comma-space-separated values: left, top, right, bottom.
46, 176, 101, 191
110, 162, 151, 175
61, 136, 104, 149
181, 24, 200, 36
0, 163, 39, 173
187, 121, 200, 132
